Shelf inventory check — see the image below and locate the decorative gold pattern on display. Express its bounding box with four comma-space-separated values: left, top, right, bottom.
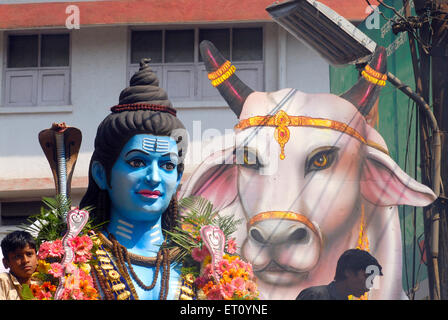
364, 65, 387, 80
235, 110, 390, 158
178, 273, 196, 300
99, 257, 111, 263
361, 65, 387, 86
273, 110, 290, 160
351, 204, 370, 301
108, 270, 120, 281
207, 60, 236, 87
356, 204, 369, 251
101, 264, 113, 270
91, 233, 137, 300
210, 65, 236, 87
117, 291, 131, 300
208, 61, 231, 80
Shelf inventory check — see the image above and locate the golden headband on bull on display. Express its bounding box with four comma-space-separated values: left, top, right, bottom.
235, 110, 389, 159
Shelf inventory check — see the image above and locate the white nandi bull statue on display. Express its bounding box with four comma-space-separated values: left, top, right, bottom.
180, 41, 437, 299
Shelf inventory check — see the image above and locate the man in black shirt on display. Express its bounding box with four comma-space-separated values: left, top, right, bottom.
296, 249, 383, 300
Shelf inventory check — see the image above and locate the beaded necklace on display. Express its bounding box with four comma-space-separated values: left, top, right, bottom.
91, 233, 137, 300
94, 232, 174, 300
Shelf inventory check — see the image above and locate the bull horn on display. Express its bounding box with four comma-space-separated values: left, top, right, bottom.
340, 46, 387, 117
200, 40, 253, 118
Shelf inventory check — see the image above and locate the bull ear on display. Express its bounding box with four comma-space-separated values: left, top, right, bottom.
361, 147, 436, 207
179, 147, 238, 211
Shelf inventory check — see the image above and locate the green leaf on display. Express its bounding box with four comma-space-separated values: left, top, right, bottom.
165, 196, 242, 265
20, 195, 100, 248
21, 284, 35, 300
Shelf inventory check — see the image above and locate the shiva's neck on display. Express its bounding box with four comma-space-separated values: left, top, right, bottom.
107, 211, 164, 258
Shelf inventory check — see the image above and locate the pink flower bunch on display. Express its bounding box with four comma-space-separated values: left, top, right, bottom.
191, 246, 210, 262
226, 238, 237, 254
38, 236, 93, 263
31, 235, 98, 300
38, 240, 64, 259
68, 235, 93, 263
195, 254, 259, 300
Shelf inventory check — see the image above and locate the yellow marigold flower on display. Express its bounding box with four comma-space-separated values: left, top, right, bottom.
223, 254, 238, 262
222, 271, 232, 283
202, 281, 214, 295
80, 280, 97, 299
229, 268, 239, 277
235, 290, 245, 298
203, 255, 212, 266
37, 260, 50, 273
79, 263, 91, 274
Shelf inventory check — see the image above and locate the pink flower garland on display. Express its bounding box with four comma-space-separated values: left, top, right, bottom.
32, 235, 98, 300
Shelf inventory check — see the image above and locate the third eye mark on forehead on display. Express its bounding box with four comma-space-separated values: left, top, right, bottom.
142, 137, 170, 153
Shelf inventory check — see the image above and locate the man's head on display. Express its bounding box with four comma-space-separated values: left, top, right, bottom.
1, 231, 38, 284
334, 249, 383, 297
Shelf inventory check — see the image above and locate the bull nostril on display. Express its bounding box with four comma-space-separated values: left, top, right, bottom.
289, 228, 308, 243
250, 228, 267, 244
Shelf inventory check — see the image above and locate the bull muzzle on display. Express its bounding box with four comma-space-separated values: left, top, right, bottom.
243, 211, 322, 285
247, 211, 320, 245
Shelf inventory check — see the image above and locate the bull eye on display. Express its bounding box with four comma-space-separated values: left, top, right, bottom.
313, 154, 328, 167
236, 146, 262, 169
305, 146, 339, 176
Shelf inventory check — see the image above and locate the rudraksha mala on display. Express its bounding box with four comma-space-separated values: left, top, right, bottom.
108, 233, 171, 300
110, 103, 177, 117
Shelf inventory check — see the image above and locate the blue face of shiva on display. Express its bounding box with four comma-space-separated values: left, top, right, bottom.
103, 134, 182, 223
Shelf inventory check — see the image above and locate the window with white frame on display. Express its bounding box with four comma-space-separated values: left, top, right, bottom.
3, 33, 70, 107
128, 27, 264, 104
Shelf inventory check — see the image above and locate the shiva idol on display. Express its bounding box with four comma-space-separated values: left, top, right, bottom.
80, 58, 193, 300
